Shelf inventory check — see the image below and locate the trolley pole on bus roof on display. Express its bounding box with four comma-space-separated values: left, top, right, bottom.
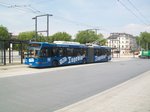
32, 14, 53, 40
86, 28, 100, 35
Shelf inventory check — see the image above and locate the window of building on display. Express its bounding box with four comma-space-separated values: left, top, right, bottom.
126, 45, 128, 49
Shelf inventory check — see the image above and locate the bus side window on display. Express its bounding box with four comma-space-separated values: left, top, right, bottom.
58, 47, 66, 56
63, 48, 67, 56
73, 48, 79, 56
52, 47, 59, 56
80, 48, 86, 56
102, 49, 105, 55
95, 49, 99, 56
67, 48, 73, 56
83, 49, 87, 56
105, 49, 107, 55
41, 47, 49, 57
104, 49, 107, 55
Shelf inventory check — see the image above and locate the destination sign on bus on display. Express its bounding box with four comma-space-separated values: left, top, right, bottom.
29, 43, 41, 47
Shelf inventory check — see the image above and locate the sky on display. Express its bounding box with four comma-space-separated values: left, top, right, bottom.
0, 0, 150, 38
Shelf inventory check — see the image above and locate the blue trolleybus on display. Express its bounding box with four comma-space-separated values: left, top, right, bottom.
24, 41, 111, 67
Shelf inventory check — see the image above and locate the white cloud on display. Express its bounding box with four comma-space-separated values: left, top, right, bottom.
121, 24, 150, 36
103, 23, 150, 37
69, 0, 91, 7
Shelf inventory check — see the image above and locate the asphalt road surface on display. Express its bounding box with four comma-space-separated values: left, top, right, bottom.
0, 58, 150, 112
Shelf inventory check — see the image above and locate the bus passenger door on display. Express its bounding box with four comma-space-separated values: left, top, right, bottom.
57, 47, 67, 65
40, 47, 51, 66
87, 48, 94, 63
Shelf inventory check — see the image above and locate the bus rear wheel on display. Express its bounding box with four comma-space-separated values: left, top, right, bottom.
83, 58, 87, 64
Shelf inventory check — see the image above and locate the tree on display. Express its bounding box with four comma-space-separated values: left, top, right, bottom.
35, 33, 48, 42
75, 30, 99, 44
0, 25, 10, 40
94, 33, 107, 45
0, 25, 11, 49
18, 31, 53, 42
49, 32, 72, 43
137, 32, 150, 50
74, 30, 106, 45
16, 31, 37, 50
96, 38, 107, 46
17, 31, 36, 41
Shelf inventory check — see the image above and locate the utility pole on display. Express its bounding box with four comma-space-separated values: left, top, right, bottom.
32, 14, 53, 40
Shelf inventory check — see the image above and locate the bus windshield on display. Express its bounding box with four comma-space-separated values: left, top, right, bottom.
26, 43, 42, 58
28, 48, 40, 58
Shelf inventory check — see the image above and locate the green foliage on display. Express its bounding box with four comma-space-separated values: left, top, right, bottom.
49, 32, 72, 43
75, 30, 99, 44
17, 31, 36, 41
74, 30, 106, 45
137, 32, 150, 50
96, 38, 107, 46
0, 25, 10, 40
94, 33, 107, 45
0, 25, 11, 49
36, 34, 48, 42
16, 31, 36, 50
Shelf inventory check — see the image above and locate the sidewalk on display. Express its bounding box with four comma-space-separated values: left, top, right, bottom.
0, 64, 27, 70
55, 70, 150, 112
112, 57, 138, 62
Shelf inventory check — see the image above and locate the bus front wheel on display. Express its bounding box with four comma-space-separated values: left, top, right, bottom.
52, 61, 59, 67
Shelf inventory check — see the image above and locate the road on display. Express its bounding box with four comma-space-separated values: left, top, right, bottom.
0, 58, 150, 112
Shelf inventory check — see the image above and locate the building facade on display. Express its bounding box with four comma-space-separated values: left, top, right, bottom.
107, 33, 137, 55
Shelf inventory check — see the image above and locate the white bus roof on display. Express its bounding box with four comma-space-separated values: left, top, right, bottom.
53, 41, 80, 45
